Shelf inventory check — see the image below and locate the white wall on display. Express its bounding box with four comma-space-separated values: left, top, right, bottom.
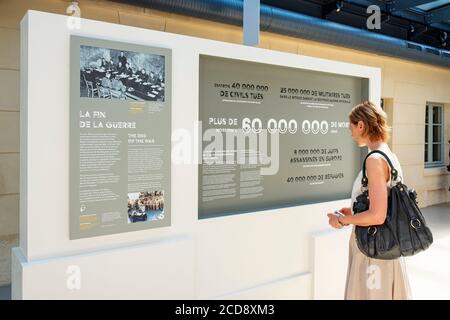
13, 10, 380, 299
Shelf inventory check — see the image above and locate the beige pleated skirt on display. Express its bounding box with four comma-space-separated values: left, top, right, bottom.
345, 228, 412, 300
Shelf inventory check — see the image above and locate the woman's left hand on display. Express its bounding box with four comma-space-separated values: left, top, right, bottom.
327, 213, 343, 229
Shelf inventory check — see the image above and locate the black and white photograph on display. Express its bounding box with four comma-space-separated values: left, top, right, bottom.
127, 191, 165, 224
79, 45, 165, 102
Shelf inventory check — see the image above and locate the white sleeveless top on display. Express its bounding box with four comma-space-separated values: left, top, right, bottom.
350, 143, 403, 214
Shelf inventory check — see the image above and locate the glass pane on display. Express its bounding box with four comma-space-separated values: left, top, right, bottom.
425, 106, 429, 124
425, 125, 428, 142
433, 106, 441, 124
424, 144, 428, 163
433, 125, 441, 143
432, 144, 442, 162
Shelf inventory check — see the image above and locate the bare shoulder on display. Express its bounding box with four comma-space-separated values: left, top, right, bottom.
366, 156, 389, 181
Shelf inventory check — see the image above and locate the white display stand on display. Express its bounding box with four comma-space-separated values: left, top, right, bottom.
13, 10, 380, 299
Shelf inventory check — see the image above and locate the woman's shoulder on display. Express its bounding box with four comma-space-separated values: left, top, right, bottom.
365, 154, 390, 171
367, 144, 403, 178
366, 144, 398, 168
367, 143, 394, 160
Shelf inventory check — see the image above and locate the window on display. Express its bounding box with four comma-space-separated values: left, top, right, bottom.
425, 103, 444, 167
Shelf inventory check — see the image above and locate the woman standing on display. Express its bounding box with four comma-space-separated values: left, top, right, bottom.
327, 101, 411, 300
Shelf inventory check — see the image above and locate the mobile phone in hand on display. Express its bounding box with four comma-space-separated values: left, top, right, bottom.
334, 210, 344, 217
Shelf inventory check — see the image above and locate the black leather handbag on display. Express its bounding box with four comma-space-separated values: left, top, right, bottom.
353, 150, 433, 260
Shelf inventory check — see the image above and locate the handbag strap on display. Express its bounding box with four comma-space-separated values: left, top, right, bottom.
361, 150, 399, 187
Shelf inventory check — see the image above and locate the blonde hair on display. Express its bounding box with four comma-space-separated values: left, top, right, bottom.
348, 101, 391, 143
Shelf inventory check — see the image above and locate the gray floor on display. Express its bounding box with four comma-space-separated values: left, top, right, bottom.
0, 202, 448, 300
407, 202, 450, 299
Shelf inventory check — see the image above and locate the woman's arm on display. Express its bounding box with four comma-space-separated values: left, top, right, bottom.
338, 156, 389, 227
339, 207, 352, 216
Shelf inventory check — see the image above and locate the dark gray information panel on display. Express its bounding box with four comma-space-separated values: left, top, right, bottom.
70, 36, 171, 239
199, 55, 368, 219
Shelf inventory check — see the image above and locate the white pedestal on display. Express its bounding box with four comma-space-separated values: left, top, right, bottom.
13, 10, 380, 299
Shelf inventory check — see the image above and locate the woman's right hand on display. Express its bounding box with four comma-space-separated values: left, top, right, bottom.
339, 207, 352, 216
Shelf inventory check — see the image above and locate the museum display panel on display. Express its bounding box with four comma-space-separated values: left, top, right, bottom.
70, 36, 172, 238
199, 55, 368, 218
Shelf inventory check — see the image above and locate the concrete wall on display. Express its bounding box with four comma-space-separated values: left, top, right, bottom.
1, 0, 449, 287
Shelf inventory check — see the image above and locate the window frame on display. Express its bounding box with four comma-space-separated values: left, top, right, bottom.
424, 103, 445, 168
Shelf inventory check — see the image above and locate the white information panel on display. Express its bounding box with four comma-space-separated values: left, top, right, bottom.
14, 10, 380, 299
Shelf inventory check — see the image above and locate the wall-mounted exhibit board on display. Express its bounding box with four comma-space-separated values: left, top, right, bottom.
14, 11, 380, 299
199, 55, 368, 218
70, 36, 171, 239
